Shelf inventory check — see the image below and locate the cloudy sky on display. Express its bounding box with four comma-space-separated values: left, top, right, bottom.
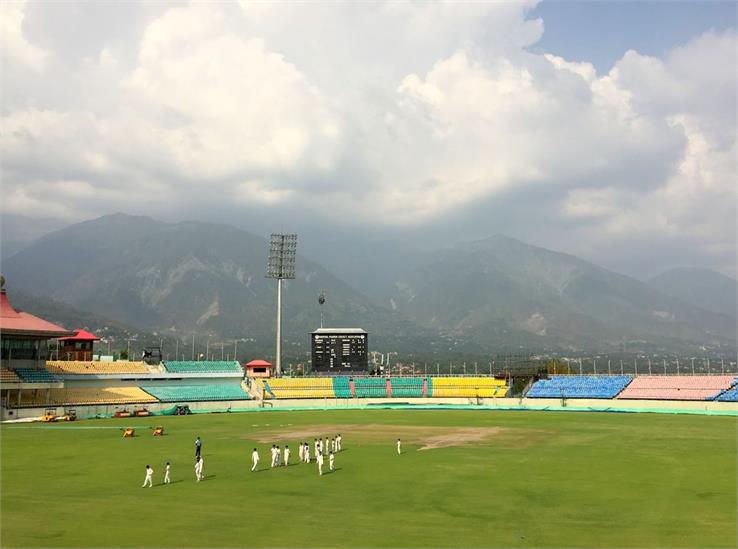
1, 0, 736, 278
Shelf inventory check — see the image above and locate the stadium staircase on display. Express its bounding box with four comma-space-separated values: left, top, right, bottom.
714, 378, 738, 402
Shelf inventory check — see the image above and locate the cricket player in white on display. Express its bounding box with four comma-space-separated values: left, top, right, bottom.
317, 452, 324, 476
298, 442, 304, 462
275, 446, 281, 467
251, 448, 259, 471
195, 456, 203, 481
331, 438, 336, 453
314, 439, 320, 456
397, 438, 402, 454
329, 451, 335, 472
270, 445, 277, 468
304, 443, 310, 463
142, 465, 153, 488
284, 445, 290, 466
324, 438, 329, 455
336, 434, 342, 451
164, 462, 171, 484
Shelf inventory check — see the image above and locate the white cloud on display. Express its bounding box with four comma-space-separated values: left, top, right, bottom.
0, 2, 735, 276
0, 0, 47, 70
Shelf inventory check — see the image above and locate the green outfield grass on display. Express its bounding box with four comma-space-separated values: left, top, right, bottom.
1, 409, 735, 548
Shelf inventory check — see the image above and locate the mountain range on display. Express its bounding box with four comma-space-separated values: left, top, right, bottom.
1, 213, 735, 357
647, 267, 736, 318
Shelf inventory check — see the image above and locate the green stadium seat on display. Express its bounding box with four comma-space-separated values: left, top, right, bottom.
161, 361, 243, 374
141, 384, 251, 402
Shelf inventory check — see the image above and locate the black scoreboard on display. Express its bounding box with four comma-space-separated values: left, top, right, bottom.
311, 328, 368, 372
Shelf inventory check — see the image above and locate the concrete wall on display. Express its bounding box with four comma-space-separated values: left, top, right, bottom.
3, 395, 736, 422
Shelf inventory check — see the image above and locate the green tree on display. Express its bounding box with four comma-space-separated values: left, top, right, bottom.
545, 359, 570, 375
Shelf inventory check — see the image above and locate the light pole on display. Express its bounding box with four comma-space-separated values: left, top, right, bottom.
266, 233, 297, 377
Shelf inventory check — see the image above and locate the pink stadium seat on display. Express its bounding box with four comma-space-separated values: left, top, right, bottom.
617, 376, 735, 400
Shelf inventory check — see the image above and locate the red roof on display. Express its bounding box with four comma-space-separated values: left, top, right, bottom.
0, 290, 73, 338
58, 329, 100, 341
245, 359, 272, 367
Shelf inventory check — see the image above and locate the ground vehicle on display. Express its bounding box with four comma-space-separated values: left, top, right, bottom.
40, 409, 57, 422
62, 409, 77, 421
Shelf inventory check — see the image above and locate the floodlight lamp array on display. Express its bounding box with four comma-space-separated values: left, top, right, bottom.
265, 233, 297, 279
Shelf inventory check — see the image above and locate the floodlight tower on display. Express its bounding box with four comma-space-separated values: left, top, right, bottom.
318, 290, 326, 329
266, 233, 297, 377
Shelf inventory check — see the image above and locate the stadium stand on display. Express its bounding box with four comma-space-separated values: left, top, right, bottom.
430, 377, 507, 397
390, 377, 424, 398
1, 368, 21, 383
617, 375, 736, 400
13, 368, 59, 383
332, 377, 353, 398
261, 377, 335, 399
17, 387, 157, 407
715, 379, 738, 402
162, 361, 243, 374
141, 385, 251, 402
353, 377, 388, 398
46, 360, 149, 375
526, 375, 632, 399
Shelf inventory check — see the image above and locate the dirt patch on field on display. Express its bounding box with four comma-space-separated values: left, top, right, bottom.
253, 423, 538, 450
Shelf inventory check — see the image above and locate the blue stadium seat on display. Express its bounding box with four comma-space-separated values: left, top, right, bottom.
526, 376, 632, 399
715, 378, 738, 402
13, 368, 59, 383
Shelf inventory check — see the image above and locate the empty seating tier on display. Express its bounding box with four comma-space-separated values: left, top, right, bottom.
390, 377, 424, 398
430, 377, 507, 398
46, 361, 149, 375
1, 368, 21, 383
617, 375, 736, 401
16, 387, 157, 407
141, 385, 251, 402
262, 377, 335, 399
332, 377, 352, 398
162, 361, 243, 374
13, 368, 60, 383
353, 377, 388, 398
527, 376, 632, 399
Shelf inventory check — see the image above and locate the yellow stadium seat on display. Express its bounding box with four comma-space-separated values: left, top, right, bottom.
45, 361, 149, 375
16, 387, 158, 407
